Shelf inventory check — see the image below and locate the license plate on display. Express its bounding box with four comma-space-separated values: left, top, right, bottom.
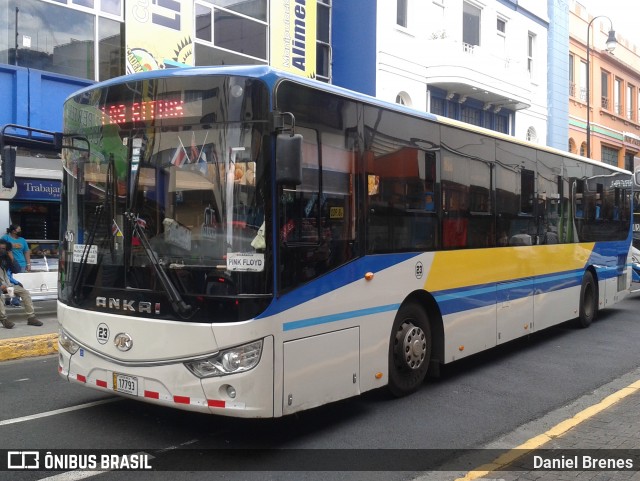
113, 373, 138, 396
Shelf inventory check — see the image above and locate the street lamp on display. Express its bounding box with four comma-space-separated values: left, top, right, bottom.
586, 16, 617, 159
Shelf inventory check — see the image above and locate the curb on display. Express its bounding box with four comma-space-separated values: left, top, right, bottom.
0, 333, 59, 361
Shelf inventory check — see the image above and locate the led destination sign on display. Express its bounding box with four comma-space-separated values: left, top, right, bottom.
101, 99, 185, 125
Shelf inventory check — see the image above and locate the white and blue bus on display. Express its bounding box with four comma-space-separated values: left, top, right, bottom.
9, 66, 633, 417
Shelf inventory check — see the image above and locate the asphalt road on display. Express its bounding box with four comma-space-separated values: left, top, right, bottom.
2, 292, 640, 480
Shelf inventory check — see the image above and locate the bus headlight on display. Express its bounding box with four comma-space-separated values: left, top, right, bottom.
59, 329, 80, 354
184, 339, 263, 378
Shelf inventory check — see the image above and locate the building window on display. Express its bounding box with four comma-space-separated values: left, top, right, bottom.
527, 32, 535, 78
495, 115, 508, 134
4, 0, 98, 79
627, 84, 635, 120
397, 0, 408, 28
580, 142, 587, 157
601, 145, 619, 167
101, 0, 122, 16
98, 16, 124, 81
194, 2, 268, 65
569, 138, 576, 153
601, 70, 610, 109
579, 60, 587, 101
463, 2, 481, 47
213, 8, 267, 60
195, 4, 212, 42
526, 127, 538, 143
569, 54, 575, 97
614, 77, 622, 115
625, 152, 636, 171
316, 0, 331, 82
461, 106, 481, 126
431, 97, 445, 115
483, 113, 492, 130
497, 17, 506, 55
396, 92, 411, 107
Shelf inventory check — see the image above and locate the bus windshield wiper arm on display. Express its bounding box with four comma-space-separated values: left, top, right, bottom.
72, 204, 104, 303
125, 212, 193, 318
72, 158, 114, 303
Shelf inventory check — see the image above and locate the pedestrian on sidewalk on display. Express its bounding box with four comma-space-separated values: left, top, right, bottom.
0, 241, 41, 329
1, 224, 31, 273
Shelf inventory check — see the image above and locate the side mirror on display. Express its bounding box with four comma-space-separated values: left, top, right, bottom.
276, 134, 302, 185
635, 170, 640, 187
1, 146, 16, 188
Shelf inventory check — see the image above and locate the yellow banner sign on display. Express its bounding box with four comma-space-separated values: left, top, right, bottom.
125, 0, 193, 73
270, 0, 317, 78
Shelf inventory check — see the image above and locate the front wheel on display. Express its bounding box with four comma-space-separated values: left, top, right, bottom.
573, 271, 597, 328
388, 303, 432, 397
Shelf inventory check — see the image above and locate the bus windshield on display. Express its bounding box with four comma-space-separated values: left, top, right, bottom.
59, 75, 272, 322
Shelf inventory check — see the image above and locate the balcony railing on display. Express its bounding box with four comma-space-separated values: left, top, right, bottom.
601, 96, 609, 109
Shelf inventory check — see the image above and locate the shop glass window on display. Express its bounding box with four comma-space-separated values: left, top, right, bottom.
194, 44, 266, 67
3, 0, 95, 79
73, 0, 95, 7
318, 3, 331, 43
209, 0, 267, 22
316, 44, 330, 81
213, 8, 267, 60
98, 17, 124, 81
101, 0, 122, 16
196, 4, 213, 42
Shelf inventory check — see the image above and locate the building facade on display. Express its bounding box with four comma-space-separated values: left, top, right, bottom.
568, 0, 640, 170
8, 0, 632, 274
332, 0, 561, 148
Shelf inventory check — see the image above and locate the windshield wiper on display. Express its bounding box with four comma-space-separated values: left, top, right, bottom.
125, 211, 194, 318
72, 158, 114, 303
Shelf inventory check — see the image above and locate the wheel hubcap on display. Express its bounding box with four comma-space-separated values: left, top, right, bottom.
395, 322, 427, 370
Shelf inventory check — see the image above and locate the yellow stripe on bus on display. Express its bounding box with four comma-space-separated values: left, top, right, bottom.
424, 243, 595, 292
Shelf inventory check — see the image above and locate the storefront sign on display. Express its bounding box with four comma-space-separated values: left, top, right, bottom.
271, 0, 317, 78
14, 179, 61, 202
125, 0, 193, 72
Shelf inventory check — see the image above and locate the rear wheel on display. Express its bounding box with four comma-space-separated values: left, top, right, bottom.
388, 303, 431, 397
574, 271, 597, 328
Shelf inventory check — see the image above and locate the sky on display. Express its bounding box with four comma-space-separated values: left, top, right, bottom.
576, 0, 639, 47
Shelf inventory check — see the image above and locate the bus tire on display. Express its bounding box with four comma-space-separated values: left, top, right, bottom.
388, 303, 432, 397
574, 271, 597, 329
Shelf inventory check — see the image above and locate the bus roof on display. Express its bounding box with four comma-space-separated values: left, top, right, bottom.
68, 65, 630, 176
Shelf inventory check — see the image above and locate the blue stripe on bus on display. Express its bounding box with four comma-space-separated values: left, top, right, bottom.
281, 268, 591, 330
258, 253, 421, 319
435, 269, 585, 315
283, 304, 401, 331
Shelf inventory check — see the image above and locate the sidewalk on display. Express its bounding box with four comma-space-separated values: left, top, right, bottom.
0, 299, 58, 361
417, 368, 640, 481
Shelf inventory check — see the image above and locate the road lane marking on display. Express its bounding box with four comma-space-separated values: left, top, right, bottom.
455, 378, 640, 480
39, 471, 108, 481
0, 398, 121, 427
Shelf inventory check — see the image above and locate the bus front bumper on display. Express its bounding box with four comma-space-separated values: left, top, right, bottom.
57, 336, 274, 418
